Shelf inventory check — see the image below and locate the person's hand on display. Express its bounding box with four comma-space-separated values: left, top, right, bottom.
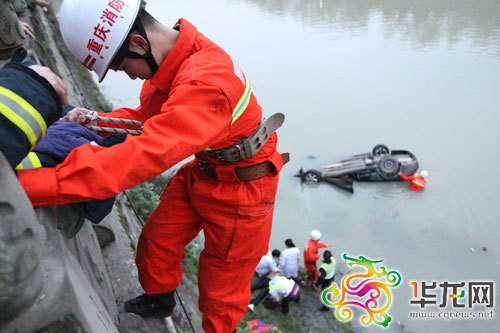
28, 65, 68, 104
62, 107, 94, 124
36, 0, 50, 7
19, 22, 35, 39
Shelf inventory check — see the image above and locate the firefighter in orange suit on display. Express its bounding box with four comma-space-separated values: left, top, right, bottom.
399, 170, 428, 192
16, 1, 287, 331
303, 230, 328, 287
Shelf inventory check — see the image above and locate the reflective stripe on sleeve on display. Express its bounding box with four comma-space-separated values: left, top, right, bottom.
231, 75, 253, 125
0, 86, 47, 148
15, 152, 42, 170
269, 276, 286, 290
204, 75, 254, 150
412, 179, 425, 187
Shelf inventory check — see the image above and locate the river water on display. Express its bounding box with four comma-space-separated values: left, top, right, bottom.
89, 1, 500, 332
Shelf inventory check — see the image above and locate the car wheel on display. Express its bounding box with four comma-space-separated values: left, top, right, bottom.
302, 170, 322, 183
372, 144, 390, 156
377, 155, 400, 180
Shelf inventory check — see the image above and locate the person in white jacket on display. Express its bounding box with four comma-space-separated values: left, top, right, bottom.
268, 276, 300, 314
254, 249, 281, 278
279, 239, 300, 281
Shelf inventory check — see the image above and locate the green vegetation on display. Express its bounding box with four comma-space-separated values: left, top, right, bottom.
72, 62, 114, 113
115, 198, 137, 252
235, 325, 253, 333
126, 181, 160, 222
115, 202, 129, 233
126, 173, 172, 222
340, 321, 356, 333
298, 266, 307, 280
183, 240, 201, 274
125, 172, 201, 275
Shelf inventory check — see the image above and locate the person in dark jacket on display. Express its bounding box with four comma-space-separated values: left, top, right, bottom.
0, 47, 66, 167
14, 116, 125, 224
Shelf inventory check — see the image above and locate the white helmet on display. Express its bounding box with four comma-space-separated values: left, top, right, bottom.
420, 170, 429, 178
310, 230, 321, 241
58, 0, 142, 82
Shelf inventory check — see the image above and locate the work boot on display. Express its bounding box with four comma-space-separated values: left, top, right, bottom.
123, 292, 176, 318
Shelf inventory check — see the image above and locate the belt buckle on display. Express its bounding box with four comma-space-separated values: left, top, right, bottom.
233, 144, 244, 161
198, 158, 217, 178
219, 145, 242, 162
198, 158, 210, 171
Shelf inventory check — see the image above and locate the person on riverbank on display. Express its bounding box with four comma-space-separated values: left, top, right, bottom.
266, 276, 300, 314
17, 1, 287, 331
399, 170, 428, 192
303, 230, 328, 287
254, 249, 281, 279
315, 250, 336, 311
279, 238, 300, 281
1, 0, 29, 59
248, 250, 280, 311
0, 47, 66, 167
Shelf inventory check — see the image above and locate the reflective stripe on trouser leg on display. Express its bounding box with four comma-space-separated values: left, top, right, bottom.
0, 86, 47, 147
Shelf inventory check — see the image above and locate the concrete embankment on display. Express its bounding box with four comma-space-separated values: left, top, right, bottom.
0, 4, 202, 333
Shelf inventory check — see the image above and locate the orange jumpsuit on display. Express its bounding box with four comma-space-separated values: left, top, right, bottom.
17, 19, 284, 332
303, 238, 327, 284
399, 171, 426, 191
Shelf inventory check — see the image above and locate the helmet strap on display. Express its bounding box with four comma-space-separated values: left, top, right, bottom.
132, 15, 159, 74
111, 13, 159, 75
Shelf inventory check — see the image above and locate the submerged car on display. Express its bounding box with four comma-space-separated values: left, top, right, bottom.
298, 144, 419, 193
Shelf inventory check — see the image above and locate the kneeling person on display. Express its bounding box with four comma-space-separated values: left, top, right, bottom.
268, 276, 300, 314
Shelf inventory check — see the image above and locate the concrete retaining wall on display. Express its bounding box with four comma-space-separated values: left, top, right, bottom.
0, 5, 201, 332
0, 4, 121, 332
